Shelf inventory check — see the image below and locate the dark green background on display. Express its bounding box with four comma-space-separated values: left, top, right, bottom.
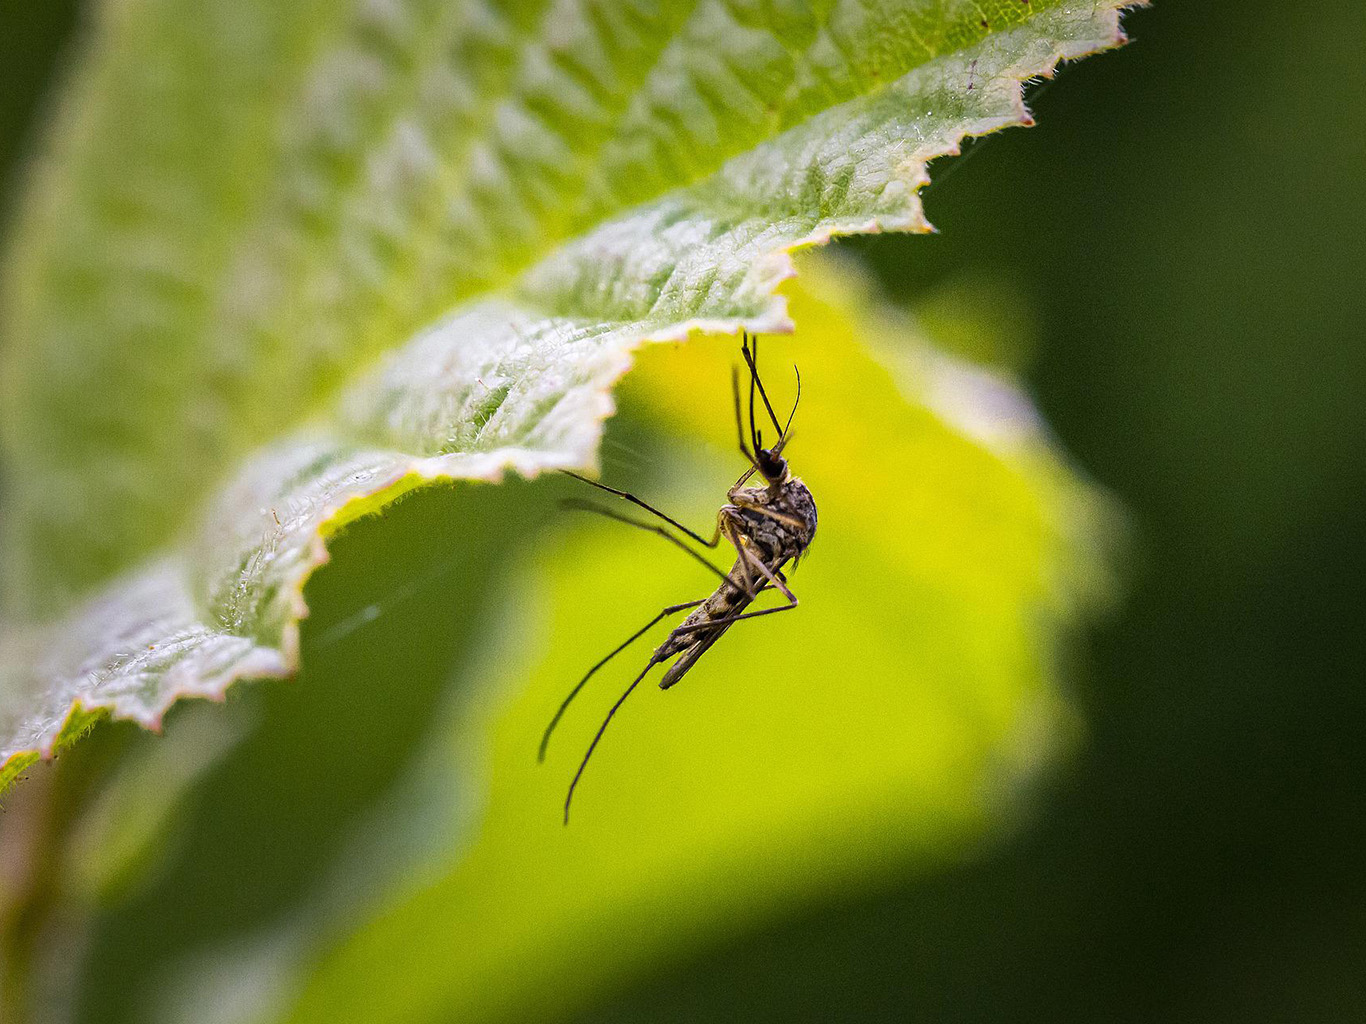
4, 1, 1363, 1021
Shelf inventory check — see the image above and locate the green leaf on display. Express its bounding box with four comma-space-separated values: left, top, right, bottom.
0, 0, 1133, 788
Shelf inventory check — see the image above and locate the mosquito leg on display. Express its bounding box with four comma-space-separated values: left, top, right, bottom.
724, 495, 807, 532
747, 334, 761, 452
668, 596, 797, 635
539, 597, 706, 762
562, 499, 741, 588
720, 519, 758, 597
564, 653, 662, 824
657, 550, 772, 691
730, 544, 796, 605
561, 471, 721, 548
745, 549, 797, 603
732, 364, 761, 472
669, 547, 797, 636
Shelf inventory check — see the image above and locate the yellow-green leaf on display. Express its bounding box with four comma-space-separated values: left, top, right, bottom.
264, 259, 1116, 1024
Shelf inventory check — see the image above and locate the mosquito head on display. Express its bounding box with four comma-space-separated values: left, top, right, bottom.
759, 436, 792, 486
755, 444, 789, 484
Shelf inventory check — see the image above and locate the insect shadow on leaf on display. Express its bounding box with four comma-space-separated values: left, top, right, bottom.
541, 334, 818, 823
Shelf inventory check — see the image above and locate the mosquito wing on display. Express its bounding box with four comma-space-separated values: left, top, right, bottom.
657, 619, 738, 690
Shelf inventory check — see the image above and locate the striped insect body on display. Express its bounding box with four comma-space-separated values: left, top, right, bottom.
541, 334, 815, 823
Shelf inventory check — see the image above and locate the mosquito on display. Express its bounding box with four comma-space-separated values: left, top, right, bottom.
539, 333, 818, 823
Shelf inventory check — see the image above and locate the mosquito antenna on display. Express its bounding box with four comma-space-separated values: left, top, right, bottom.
564, 656, 659, 824
782, 365, 800, 437
745, 334, 761, 453
772, 367, 801, 455
732, 364, 759, 469
741, 335, 784, 440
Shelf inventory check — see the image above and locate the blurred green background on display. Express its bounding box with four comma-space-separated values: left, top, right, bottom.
3, 0, 1364, 1022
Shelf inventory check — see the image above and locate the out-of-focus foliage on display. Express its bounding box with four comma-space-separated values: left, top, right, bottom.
4, 260, 1112, 1024
10, 0, 1362, 1023
0, 0, 1132, 790
577, 2, 1366, 1021
273, 264, 1112, 1024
